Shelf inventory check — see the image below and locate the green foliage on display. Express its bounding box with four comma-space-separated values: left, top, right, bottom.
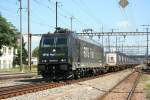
13, 38, 28, 65
0, 15, 19, 49
0, 15, 28, 65
31, 65, 37, 68
32, 46, 39, 58
141, 75, 150, 99
0, 65, 37, 73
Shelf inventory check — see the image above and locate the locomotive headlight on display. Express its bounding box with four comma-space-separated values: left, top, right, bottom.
61, 59, 66, 62
42, 60, 47, 63
42, 53, 49, 56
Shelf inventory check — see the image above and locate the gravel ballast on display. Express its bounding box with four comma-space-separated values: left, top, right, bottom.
5, 69, 133, 100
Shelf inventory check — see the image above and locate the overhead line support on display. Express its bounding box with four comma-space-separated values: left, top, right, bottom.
141, 25, 150, 65
19, 0, 23, 71
27, 0, 31, 71
56, 1, 58, 30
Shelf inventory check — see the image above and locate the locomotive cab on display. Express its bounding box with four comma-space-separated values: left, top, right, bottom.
38, 29, 75, 80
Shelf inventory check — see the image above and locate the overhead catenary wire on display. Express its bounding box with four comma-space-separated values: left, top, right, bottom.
33, 0, 54, 11
33, 0, 68, 19
0, 2, 55, 32
32, 0, 57, 28
33, 0, 88, 30
22, 14, 55, 30
0, 0, 19, 15
3, 0, 18, 6
71, 0, 105, 27
56, 1, 88, 29
116, 0, 144, 54
31, 20, 55, 28
117, 0, 134, 31
33, 0, 69, 28
0, 4, 20, 27
79, 0, 105, 25
30, 3, 55, 28
1, 0, 149, 56
0, 4, 18, 15
50, 0, 108, 31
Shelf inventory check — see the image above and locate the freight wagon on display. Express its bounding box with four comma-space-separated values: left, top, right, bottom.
105, 52, 139, 71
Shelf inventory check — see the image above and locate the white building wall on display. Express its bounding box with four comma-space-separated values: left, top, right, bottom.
0, 46, 15, 69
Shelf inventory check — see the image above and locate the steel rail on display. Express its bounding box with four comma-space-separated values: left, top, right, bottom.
0, 71, 115, 99
126, 71, 141, 100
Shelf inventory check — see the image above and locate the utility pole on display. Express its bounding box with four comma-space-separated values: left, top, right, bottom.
27, 0, 31, 70
141, 25, 150, 66
116, 35, 118, 51
111, 28, 118, 52
19, 0, 23, 71
56, 1, 58, 30
101, 25, 104, 67
108, 33, 110, 52
70, 16, 74, 31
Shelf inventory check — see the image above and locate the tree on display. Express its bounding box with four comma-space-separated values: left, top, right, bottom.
0, 15, 19, 54
32, 46, 39, 58
0, 15, 28, 65
13, 38, 28, 65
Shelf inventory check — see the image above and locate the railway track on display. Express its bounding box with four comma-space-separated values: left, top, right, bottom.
0, 72, 115, 99
100, 71, 141, 100
0, 72, 36, 80
126, 71, 141, 100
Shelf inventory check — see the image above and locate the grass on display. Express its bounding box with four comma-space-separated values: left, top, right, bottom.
141, 74, 150, 99
0, 65, 37, 73
145, 81, 150, 99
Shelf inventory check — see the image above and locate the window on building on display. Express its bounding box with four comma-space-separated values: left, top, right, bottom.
8, 47, 11, 54
3, 47, 6, 54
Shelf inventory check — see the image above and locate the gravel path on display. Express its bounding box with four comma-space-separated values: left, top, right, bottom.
131, 81, 146, 100
0, 79, 30, 88
100, 71, 139, 100
5, 69, 133, 100
0, 76, 41, 88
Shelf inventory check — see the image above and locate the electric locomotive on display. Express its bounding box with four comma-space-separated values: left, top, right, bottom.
38, 28, 104, 80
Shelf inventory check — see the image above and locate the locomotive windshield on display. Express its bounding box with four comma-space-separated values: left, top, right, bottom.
56, 37, 67, 46
42, 38, 54, 47
42, 37, 67, 47
40, 36, 68, 59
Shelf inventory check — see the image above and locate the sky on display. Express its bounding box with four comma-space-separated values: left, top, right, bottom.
0, 0, 150, 55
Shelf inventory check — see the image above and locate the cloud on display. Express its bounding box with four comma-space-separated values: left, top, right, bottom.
117, 20, 131, 28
